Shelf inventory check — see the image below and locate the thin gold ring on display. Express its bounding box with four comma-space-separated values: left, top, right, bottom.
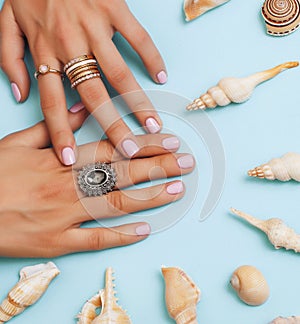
34, 64, 64, 80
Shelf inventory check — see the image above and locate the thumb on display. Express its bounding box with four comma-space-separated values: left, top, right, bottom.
0, 1, 30, 103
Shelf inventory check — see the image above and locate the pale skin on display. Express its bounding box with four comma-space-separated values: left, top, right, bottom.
0, 109, 194, 258
0, 0, 167, 165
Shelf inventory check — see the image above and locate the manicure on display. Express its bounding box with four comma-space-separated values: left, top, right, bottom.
145, 117, 161, 134
11, 83, 21, 103
70, 102, 85, 113
122, 139, 139, 157
62, 147, 76, 165
135, 223, 151, 236
167, 181, 184, 195
157, 71, 168, 84
177, 155, 194, 169
162, 136, 180, 150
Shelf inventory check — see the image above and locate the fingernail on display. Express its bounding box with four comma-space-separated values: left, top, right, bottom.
135, 223, 151, 236
122, 139, 139, 157
157, 71, 168, 84
62, 147, 76, 165
177, 155, 194, 169
167, 182, 184, 195
162, 136, 180, 150
11, 83, 21, 103
145, 117, 161, 134
70, 102, 85, 113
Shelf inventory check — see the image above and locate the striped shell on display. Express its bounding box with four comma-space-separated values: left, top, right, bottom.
261, 0, 300, 36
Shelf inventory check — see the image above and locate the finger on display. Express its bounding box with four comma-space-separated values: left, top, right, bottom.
61, 222, 151, 254
111, 5, 167, 84
0, 1, 30, 102
0, 105, 88, 149
76, 134, 180, 166
93, 39, 163, 134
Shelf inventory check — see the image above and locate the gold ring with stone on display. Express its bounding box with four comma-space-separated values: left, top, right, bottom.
34, 64, 64, 80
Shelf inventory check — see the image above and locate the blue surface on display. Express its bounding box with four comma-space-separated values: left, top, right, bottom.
1, 0, 300, 323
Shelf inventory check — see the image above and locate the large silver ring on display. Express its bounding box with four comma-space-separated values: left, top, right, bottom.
77, 163, 117, 197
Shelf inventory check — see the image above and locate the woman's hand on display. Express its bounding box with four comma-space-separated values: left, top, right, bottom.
0, 0, 167, 165
0, 111, 194, 258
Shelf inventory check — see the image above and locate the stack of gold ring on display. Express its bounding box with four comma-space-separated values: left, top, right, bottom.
64, 55, 101, 88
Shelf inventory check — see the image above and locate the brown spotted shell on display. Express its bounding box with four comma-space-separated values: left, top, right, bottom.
261, 0, 300, 36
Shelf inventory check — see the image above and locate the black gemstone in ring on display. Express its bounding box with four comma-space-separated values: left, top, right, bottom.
77, 162, 116, 196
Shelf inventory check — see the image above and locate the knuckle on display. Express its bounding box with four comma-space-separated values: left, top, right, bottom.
106, 192, 127, 214
108, 65, 129, 84
80, 83, 103, 107
87, 230, 104, 250
132, 99, 149, 113
115, 161, 132, 185
134, 27, 151, 45
40, 94, 64, 114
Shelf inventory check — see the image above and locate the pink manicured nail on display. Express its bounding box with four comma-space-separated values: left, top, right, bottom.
122, 139, 139, 157
62, 147, 76, 165
177, 155, 194, 169
162, 136, 180, 150
157, 71, 168, 84
11, 83, 21, 102
135, 223, 151, 236
167, 182, 184, 195
70, 102, 85, 113
145, 117, 161, 134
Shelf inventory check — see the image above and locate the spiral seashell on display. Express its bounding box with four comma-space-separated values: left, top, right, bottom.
248, 152, 300, 182
184, 0, 230, 21
187, 61, 298, 111
0, 262, 60, 323
230, 265, 270, 306
271, 316, 300, 323
231, 208, 300, 253
162, 266, 201, 324
262, 0, 300, 36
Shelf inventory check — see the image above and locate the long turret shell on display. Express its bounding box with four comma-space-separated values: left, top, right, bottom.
0, 262, 60, 323
77, 267, 131, 324
184, 0, 230, 21
231, 208, 300, 253
186, 61, 298, 111
248, 152, 300, 182
230, 265, 269, 306
162, 266, 201, 324
271, 316, 300, 323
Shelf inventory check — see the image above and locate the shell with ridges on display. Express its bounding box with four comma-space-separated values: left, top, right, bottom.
271, 316, 300, 323
184, 0, 230, 21
162, 266, 201, 324
248, 152, 300, 182
0, 262, 60, 323
230, 265, 270, 306
262, 0, 300, 36
186, 61, 299, 111
231, 208, 300, 253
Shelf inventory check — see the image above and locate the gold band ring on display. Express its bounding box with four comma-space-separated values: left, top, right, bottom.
34, 64, 64, 80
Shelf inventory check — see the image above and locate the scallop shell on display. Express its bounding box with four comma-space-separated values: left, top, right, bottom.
271, 316, 300, 323
262, 0, 300, 36
230, 265, 270, 306
0, 262, 60, 323
184, 0, 230, 21
161, 266, 201, 324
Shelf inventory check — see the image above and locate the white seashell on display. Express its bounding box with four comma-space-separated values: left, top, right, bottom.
248, 152, 300, 182
0, 262, 60, 323
230, 265, 270, 306
262, 0, 300, 36
77, 267, 131, 324
231, 208, 300, 253
162, 266, 201, 324
271, 316, 300, 323
186, 62, 299, 111
184, 0, 230, 21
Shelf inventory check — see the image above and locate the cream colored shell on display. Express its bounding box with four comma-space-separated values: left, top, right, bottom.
184, 0, 230, 21
271, 316, 300, 323
186, 62, 298, 111
230, 265, 269, 306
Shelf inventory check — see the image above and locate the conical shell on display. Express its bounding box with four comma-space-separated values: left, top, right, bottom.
162, 266, 200, 324
77, 293, 102, 324
271, 316, 300, 323
184, 0, 230, 21
230, 265, 270, 306
187, 62, 298, 111
262, 0, 300, 36
0, 262, 60, 323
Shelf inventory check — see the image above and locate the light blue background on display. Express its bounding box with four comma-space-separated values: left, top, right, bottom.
0, 0, 300, 323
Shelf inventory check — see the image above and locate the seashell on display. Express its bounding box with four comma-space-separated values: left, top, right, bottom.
184, 0, 230, 21
0, 262, 60, 323
262, 0, 300, 36
248, 152, 300, 182
230, 265, 270, 306
231, 208, 300, 253
161, 266, 201, 324
77, 267, 131, 324
186, 61, 299, 111
271, 316, 300, 323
